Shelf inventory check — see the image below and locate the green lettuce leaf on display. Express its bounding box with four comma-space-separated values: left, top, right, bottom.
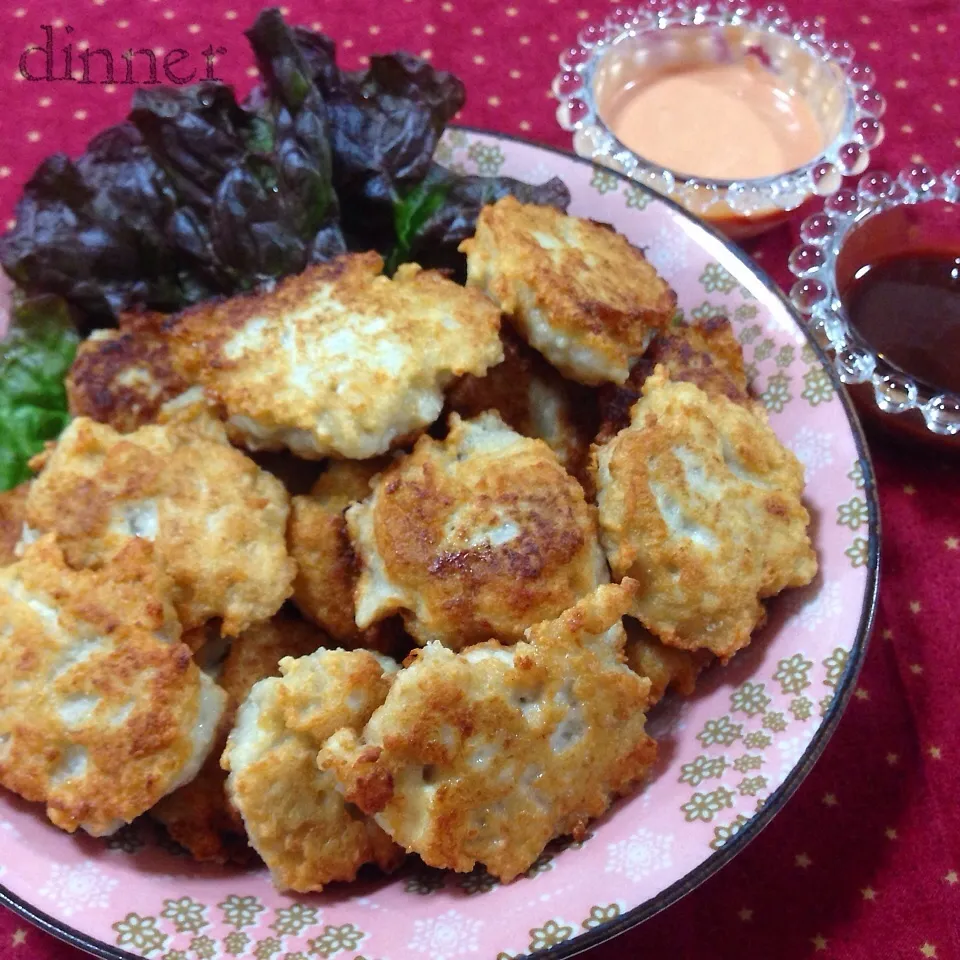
0, 294, 78, 491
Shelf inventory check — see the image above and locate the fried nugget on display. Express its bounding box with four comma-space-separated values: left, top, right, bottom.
67, 319, 189, 434
162, 252, 503, 460
0, 484, 29, 567
222, 648, 404, 892
288, 458, 398, 648
593, 368, 817, 661
445, 325, 597, 486
320, 582, 656, 881
0, 536, 226, 836
624, 618, 711, 708
22, 412, 294, 636
596, 317, 753, 445
460, 197, 675, 385
152, 615, 325, 863
348, 412, 609, 650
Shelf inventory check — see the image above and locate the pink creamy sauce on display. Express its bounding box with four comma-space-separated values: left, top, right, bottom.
607, 59, 826, 181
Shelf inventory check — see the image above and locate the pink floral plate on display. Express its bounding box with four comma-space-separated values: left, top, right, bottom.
0, 129, 879, 960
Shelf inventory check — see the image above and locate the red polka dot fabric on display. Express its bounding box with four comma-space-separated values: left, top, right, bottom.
1, 2, 959, 958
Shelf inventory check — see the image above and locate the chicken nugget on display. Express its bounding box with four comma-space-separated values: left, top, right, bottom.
460, 197, 675, 385
0, 536, 225, 836
596, 317, 753, 445
0, 484, 29, 567
288, 458, 402, 650
348, 412, 609, 650
67, 319, 189, 434
222, 648, 404, 892
623, 618, 711, 708
593, 368, 817, 661
152, 615, 326, 863
162, 252, 503, 460
22, 412, 294, 636
445, 325, 598, 487
320, 582, 656, 882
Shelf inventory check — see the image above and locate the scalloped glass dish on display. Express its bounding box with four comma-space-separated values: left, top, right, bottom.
553, 2, 885, 238
788, 166, 960, 449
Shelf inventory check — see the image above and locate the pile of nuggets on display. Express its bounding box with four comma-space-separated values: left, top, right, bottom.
0, 196, 817, 891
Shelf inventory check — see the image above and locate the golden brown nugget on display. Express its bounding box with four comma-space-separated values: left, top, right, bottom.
623, 618, 711, 708
460, 197, 675, 385
446, 325, 597, 487
67, 319, 189, 434
289, 459, 389, 645
592, 368, 817, 662
22, 413, 294, 636
162, 253, 503, 460
0, 537, 226, 836
320, 582, 657, 882
152, 615, 326, 863
0, 484, 29, 567
596, 317, 753, 445
222, 648, 404, 893
348, 412, 609, 650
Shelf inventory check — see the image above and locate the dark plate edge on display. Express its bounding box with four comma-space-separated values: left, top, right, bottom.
0, 125, 881, 960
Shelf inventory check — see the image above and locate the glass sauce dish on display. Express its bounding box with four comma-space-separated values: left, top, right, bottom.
789, 167, 960, 452
553, 2, 885, 238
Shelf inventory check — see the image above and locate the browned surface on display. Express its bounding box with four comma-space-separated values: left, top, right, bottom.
348, 413, 608, 650
320, 582, 656, 881
0, 483, 28, 567
623, 617, 712, 707
461, 196, 676, 384
0, 537, 220, 836
593, 369, 817, 661
152, 615, 327, 864
596, 317, 752, 445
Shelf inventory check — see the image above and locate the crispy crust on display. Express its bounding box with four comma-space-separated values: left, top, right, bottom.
162, 253, 503, 459
348, 412, 609, 650
152, 615, 326, 864
289, 459, 390, 646
22, 414, 294, 636
446, 324, 598, 488
460, 197, 675, 384
0, 536, 225, 836
623, 617, 711, 707
66, 320, 188, 433
592, 368, 817, 661
0, 484, 29, 567
320, 582, 656, 881
222, 648, 404, 892
596, 317, 753, 445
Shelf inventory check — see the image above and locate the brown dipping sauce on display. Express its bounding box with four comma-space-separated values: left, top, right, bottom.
843, 250, 960, 394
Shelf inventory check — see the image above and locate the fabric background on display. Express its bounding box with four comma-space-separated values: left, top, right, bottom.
0, 0, 958, 957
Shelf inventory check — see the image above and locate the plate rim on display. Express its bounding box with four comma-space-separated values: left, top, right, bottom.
0, 124, 881, 960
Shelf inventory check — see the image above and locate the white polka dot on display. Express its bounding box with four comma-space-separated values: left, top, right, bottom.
311, 21, 322, 30
224, 10, 238, 19
0, 167, 11, 178
519, 35, 530, 44
424, 23, 435, 34
441, 1, 454, 10
74, 109, 87, 120
369, 24, 380, 34
343, 39, 354, 48
420, 49, 433, 59
911, 152, 925, 163
868, 41, 881, 51
473, 54, 485, 65
937, 23, 947, 33
38, 96, 52, 107
52, 18, 64, 28
488, 95, 501, 107
163, 9, 175, 19
279, 5, 290, 14
13, 8, 26, 17
577, 9, 589, 19
509, 69, 521, 79
949, 78, 959, 87
104, 84, 116, 93
358, 55, 370, 65
911, 52, 922, 61
246, 66, 259, 77
901, 123, 913, 134
77, 40, 90, 51
910, 23, 919, 32
155, 47, 165, 56
472, 26, 484, 36
188, 24, 201, 34
895, 79, 908, 89
6, 219, 16, 231
859, 14, 871, 24
506, 6, 518, 15
548, 33, 559, 41
933, 103, 944, 113
14, 71, 24, 82
519, 120, 531, 131
26, 130, 41, 143
116, 19, 129, 28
